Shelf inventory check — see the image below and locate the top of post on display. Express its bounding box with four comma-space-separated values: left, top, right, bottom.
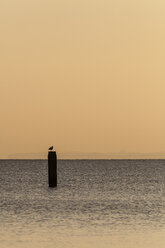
48, 146, 56, 152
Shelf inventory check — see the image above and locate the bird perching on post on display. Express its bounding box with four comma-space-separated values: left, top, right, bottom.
48, 146, 54, 151
48, 146, 57, 187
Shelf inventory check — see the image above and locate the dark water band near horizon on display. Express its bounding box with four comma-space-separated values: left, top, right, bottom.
0, 159, 165, 248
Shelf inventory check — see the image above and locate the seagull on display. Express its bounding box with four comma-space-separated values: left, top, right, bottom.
48, 146, 54, 150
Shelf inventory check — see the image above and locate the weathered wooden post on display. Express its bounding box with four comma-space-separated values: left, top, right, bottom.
48, 150, 57, 187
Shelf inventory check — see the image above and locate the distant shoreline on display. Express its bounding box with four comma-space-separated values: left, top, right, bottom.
0, 152, 164, 160
1, 158, 165, 161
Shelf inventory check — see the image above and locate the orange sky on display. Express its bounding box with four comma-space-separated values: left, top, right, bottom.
1, 0, 165, 157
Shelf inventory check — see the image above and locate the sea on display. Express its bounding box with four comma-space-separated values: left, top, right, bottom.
0, 159, 165, 248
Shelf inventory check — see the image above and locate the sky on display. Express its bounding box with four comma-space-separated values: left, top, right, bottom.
0, 0, 165, 157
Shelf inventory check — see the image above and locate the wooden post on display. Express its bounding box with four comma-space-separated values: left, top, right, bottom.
48, 151, 57, 187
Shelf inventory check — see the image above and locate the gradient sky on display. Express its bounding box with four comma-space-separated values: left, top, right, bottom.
1, 0, 165, 157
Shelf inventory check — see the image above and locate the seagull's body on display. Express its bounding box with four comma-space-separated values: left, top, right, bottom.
48, 146, 54, 150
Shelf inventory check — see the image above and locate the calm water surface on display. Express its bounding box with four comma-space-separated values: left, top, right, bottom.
0, 160, 165, 248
